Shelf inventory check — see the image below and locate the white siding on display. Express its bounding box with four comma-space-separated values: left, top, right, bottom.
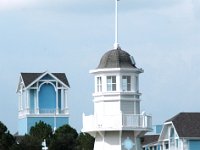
104, 101, 120, 115
121, 101, 134, 114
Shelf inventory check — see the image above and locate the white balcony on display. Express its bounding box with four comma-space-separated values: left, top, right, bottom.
18, 108, 69, 118
82, 113, 152, 132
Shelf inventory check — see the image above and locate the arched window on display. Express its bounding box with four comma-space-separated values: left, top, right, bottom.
39, 83, 56, 113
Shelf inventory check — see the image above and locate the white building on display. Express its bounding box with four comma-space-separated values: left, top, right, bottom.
142, 112, 200, 150
82, 46, 152, 150
17, 71, 70, 135
159, 112, 200, 150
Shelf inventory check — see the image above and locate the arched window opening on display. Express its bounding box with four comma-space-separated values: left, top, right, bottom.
39, 83, 56, 113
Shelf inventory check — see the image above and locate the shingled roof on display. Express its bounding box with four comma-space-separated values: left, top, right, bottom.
166, 112, 200, 138
21, 72, 70, 87
97, 48, 136, 69
141, 135, 159, 146
21, 73, 42, 87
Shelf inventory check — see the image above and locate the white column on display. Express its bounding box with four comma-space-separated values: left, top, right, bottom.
56, 82, 59, 114
21, 92, 24, 110
63, 89, 68, 114
63, 89, 65, 113
34, 90, 36, 114
61, 89, 64, 111
18, 94, 20, 111
19, 89, 24, 117
26, 90, 30, 114
36, 89, 39, 114
19, 93, 22, 111
116, 75, 120, 92
102, 75, 107, 92
20, 90, 23, 110
23, 91, 27, 110
65, 90, 68, 109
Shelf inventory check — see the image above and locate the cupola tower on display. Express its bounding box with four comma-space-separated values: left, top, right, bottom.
17, 71, 70, 135
82, 1, 152, 150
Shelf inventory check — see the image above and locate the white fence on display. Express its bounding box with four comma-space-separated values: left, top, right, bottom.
18, 108, 69, 117
82, 113, 152, 132
123, 114, 152, 129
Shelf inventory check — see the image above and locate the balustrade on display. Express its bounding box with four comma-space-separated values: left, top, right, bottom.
18, 108, 69, 116
82, 113, 152, 132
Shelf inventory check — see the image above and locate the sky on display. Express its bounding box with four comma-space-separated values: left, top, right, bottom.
0, 0, 200, 133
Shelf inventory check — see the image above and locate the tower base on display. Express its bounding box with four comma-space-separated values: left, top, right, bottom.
93, 131, 143, 150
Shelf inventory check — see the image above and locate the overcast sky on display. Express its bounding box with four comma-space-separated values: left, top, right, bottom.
0, 0, 200, 133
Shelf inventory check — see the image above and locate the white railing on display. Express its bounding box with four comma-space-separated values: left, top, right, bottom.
82, 113, 152, 132
123, 114, 152, 129
82, 115, 96, 131
96, 114, 122, 129
39, 108, 69, 114
18, 108, 69, 116
18, 109, 29, 117
39, 109, 56, 114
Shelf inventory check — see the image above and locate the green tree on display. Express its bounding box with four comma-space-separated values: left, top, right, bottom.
49, 124, 78, 150
76, 132, 95, 150
16, 121, 53, 150
0, 121, 15, 150
29, 121, 53, 141
17, 134, 41, 150
0, 121, 7, 135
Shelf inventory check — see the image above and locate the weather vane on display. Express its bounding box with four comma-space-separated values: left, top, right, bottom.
114, 0, 120, 49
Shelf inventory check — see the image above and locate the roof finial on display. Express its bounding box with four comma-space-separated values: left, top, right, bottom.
114, 0, 120, 49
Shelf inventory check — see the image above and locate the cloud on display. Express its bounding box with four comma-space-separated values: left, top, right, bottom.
159, 0, 195, 21
0, 0, 37, 11
2, 0, 195, 17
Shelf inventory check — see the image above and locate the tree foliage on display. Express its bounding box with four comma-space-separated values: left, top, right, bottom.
18, 121, 53, 149
17, 134, 42, 150
0, 121, 7, 135
0, 121, 15, 150
30, 121, 53, 141
76, 132, 95, 150
49, 124, 78, 150
0, 121, 95, 150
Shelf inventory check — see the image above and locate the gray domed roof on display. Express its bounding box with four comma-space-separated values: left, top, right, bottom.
97, 48, 136, 69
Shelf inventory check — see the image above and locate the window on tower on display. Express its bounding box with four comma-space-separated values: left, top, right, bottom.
107, 76, 116, 91
96, 77, 102, 92
122, 76, 131, 91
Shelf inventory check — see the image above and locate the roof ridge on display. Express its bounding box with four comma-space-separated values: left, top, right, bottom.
165, 112, 200, 138
20, 72, 70, 88
165, 112, 200, 122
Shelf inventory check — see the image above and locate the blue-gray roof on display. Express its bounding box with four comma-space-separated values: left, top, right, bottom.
166, 112, 200, 137
97, 48, 136, 69
21, 72, 70, 87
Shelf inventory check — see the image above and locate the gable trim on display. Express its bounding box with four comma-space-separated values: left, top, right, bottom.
16, 75, 25, 93
158, 121, 180, 142
23, 71, 69, 90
